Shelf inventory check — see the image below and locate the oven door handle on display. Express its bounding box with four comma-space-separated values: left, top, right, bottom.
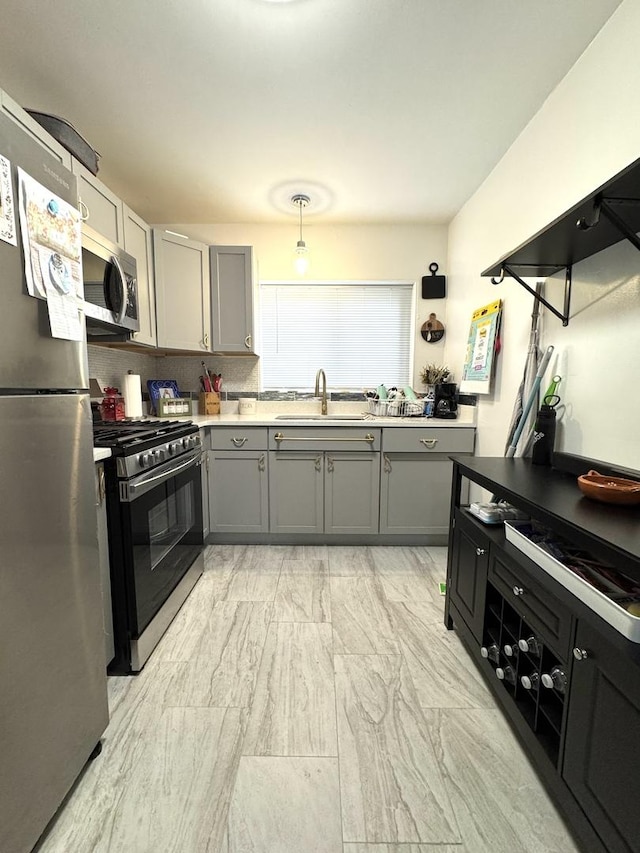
120, 451, 202, 502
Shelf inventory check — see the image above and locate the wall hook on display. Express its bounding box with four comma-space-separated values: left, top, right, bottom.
491, 267, 505, 285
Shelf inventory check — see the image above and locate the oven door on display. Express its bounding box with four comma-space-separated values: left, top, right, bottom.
119, 449, 203, 638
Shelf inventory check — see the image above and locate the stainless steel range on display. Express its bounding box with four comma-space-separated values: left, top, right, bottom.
93, 419, 204, 673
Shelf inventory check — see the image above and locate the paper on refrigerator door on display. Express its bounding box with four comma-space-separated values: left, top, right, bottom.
38, 246, 83, 341
17, 166, 82, 300
0, 153, 17, 246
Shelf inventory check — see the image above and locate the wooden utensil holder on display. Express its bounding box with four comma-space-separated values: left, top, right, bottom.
199, 391, 220, 415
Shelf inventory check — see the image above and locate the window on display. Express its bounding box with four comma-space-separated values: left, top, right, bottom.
260, 281, 414, 390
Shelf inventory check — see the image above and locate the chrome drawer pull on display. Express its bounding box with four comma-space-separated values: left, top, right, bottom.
420, 438, 438, 448
232, 437, 248, 447
273, 432, 375, 444
512, 586, 525, 597
476, 547, 486, 556
573, 647, 589, 661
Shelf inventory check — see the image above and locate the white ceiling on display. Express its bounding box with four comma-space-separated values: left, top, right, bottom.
0, 0, 622, 225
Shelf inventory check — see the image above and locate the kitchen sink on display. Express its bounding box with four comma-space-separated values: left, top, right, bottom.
274, 414, 368, 421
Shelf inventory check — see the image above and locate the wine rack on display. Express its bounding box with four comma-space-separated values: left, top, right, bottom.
481, 581, 568, 766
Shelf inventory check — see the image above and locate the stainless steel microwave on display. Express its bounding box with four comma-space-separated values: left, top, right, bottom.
82, 226, 139, 341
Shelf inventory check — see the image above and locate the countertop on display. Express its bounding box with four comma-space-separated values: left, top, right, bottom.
188, 407, 476, 430
93, 448, 112, 463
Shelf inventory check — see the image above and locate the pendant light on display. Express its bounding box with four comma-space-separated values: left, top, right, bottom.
291, 193, 310, 274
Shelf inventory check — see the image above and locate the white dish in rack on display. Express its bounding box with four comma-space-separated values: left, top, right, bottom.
504, 521, 640, 643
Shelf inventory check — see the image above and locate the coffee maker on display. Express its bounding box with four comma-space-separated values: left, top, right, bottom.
434, 382, 458, 419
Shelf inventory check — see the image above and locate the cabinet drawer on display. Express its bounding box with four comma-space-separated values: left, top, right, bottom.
489, 547, 573, 660
382, 427, 474, 454
209, 427, 268, 451
269, 427, 381, 452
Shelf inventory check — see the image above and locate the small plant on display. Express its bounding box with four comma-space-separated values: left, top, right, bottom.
420, 363, 450, 386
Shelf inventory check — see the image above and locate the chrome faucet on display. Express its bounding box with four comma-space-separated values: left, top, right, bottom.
314, 368, 328, 415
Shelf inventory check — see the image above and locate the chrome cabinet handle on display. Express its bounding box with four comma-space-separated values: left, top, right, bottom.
244, 334, 252, 349
258, 453, 265, 472
383, 455, 392, 474
573, 648, 589, 661
232, 437, 248, 447
476, 547, 486, 556
203, 332, 210, 348
78, 199, 89, 221
274, 432, 375, 444
420, 438, 438, 448
314, 455, 322, 472
327, 456, 335, 473
512, 586, 524, 597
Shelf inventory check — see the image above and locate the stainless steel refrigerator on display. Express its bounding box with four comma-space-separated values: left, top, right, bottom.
0, 110, 108, 853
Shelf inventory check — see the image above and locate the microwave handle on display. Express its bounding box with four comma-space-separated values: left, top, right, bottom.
110, 255, 128, 325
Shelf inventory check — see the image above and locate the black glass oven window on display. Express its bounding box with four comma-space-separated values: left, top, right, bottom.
127, 463, 203, 635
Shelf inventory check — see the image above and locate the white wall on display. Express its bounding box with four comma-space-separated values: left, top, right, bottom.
446, 0, 640, 469
154, 223, 449, 390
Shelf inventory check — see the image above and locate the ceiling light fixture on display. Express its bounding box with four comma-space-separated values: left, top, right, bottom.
291, 193, 310, 275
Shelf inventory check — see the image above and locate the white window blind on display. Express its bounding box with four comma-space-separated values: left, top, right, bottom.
260, 282, 414, 390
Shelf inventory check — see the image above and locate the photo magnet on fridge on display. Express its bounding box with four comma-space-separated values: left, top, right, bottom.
421, 261, 446, 299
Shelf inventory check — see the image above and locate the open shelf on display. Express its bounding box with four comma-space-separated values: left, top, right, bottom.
482, 155, 640, 325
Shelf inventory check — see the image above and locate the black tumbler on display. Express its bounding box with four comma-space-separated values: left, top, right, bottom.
531, 404, 557, 465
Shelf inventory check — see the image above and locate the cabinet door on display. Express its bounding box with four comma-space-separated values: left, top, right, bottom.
72, 160, 124, 246
0, 90, 73, 168
563, 621, 640, 853
325, 452, 380, 535
380, 453, 454, 534
447, 511, 489, 642
201, 437, 210, 540
153, 230, 211, 352
269, 451, 323, 534
123, 205, 157, 347
210, 245, 254, 353
209, 450, 268, 533
94, 464, 114, 667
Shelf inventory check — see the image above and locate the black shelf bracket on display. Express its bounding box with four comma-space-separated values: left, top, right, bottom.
577, 197, 640, 254
491, 263, 571, 326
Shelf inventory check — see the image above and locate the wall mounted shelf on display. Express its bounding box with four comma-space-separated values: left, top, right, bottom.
482, 155, 640, 325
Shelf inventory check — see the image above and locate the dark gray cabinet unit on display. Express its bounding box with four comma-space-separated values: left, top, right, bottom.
446, 454, 640, 853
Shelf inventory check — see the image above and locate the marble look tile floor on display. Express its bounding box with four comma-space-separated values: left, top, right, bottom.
35, 545, 581, 853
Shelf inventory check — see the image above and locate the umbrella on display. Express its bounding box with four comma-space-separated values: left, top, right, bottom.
504, 283, 544, 457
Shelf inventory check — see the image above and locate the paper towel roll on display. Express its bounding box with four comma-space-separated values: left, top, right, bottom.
122, 373, 143, 418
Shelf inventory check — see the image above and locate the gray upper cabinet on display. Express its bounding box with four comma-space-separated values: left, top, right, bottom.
0, 89, 72, 169
210, 245, 255, 353
123, 205, 156, 347
72, 160, 124, 246
153, 230, 211, 352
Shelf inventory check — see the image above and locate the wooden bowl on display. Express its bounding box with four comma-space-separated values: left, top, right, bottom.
577, 470, 640, 505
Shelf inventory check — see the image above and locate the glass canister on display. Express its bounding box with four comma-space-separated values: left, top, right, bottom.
100, 386, 126, 421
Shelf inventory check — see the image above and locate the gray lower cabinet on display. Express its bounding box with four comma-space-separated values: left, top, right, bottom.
94, 463, 114, 667
268, 451, 380, 535
379, 427, 475, 535
207, 427, 269, 533
267, 427, 382, 535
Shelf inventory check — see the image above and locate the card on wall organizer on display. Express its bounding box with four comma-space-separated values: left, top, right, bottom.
459, 299, 502, 394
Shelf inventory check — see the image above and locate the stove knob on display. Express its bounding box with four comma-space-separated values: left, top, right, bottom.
168, 441, 181, 456
155, 447, 167, 463
139, 452, 154, 468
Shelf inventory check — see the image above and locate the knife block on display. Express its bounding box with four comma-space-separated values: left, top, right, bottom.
199, 391, 220, 415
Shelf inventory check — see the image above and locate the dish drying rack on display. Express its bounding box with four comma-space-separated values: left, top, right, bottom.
366, 398, 424, 417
